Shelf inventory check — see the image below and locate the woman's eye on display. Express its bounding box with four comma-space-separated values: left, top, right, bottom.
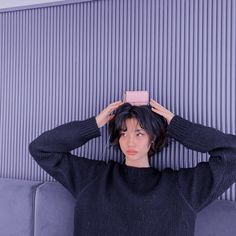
120, 133, 144, 136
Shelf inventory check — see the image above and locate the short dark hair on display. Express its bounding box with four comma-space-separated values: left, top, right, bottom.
108, 102, 169, 160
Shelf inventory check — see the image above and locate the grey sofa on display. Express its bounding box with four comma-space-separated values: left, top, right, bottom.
0, 177, 236, 236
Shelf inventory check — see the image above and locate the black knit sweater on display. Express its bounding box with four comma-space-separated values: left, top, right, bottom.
29, 115, 236, 236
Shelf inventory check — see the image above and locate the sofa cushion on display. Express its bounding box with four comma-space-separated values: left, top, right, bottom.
34, 182, 75, 236
0, 178, 42, 236
195, 199, 236, 236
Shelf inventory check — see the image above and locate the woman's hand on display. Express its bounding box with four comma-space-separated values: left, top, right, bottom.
150, 99, 175, 125
95, 100, 124, 128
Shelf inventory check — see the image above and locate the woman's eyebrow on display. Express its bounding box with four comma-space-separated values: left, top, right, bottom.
121, 128, 144, 132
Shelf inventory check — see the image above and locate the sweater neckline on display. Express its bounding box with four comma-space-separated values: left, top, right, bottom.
111, 160, 158, 175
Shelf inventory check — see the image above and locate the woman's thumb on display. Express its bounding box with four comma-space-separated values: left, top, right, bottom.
109, 114, 115, 120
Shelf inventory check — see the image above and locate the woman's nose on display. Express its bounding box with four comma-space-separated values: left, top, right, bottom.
127, 136, 135, 146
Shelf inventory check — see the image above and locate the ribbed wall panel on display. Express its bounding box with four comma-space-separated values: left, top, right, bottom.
0, 0, 235, 201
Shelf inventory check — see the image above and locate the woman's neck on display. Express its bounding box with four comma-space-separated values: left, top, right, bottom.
125, 158, 150, 168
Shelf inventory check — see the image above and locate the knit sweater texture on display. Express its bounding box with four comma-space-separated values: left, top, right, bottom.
29, 115, 236, 236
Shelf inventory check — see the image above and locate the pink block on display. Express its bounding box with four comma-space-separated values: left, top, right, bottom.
123, 91, 149, 105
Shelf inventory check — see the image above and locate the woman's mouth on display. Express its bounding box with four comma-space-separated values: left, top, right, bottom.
126, 150, 138, 155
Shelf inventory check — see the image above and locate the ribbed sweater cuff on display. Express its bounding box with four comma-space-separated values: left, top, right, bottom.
80, 116, 101, 140
166, 115, 192, 141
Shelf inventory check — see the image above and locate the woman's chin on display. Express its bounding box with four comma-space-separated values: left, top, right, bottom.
125, 155, 140, 161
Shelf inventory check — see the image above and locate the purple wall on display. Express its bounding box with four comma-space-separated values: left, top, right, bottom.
0, 0, 235, 200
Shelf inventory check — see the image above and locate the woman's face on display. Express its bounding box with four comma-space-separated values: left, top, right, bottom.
118, 118, 152, 164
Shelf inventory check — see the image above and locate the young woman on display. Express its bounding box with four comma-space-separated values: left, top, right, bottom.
29, 99, 236, 236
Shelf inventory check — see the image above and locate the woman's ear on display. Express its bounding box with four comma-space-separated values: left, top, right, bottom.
148, 140, 154, 148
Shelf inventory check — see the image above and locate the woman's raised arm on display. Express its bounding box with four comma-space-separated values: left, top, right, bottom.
29, 100, 124, 198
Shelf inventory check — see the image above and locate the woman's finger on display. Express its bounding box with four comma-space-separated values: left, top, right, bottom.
150, 100, 170, 115
151, 101, 175, 124
106, 101, 124, 113
106, 100, 123, 109
151, 107, 165, 116
108, 114, 115, 120
150, 99, 165, 109
111, 100, 123, 105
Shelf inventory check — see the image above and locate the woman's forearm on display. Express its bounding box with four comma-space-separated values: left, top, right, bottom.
167, 115, 236, 155
29, 116, 101, 155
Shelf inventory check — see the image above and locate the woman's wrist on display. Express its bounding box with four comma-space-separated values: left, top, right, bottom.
95, 116, 102, 128
167, 113, 175, 125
